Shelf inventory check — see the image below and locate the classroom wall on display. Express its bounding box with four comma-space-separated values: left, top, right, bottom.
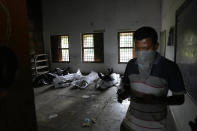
161, 0, 197, 130
42, 0, 161, 73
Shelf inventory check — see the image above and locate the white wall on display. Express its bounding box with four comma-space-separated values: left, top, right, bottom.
42, 0, 161, 73
162, 0, 197, 131
161, 0, 185, 61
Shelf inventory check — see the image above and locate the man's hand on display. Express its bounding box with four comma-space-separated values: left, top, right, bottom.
117, 97, 123, 103
117, 89, 130, 103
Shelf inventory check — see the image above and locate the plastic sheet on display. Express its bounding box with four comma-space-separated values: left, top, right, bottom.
53, 69, 99, 89
71, 71, 99, 89
51, 68, 120, 89
53, 69, 82, 88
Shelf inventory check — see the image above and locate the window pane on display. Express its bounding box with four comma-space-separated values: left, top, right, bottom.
61, 36, 69, 48
83, 34, 94, 47
120, 48, 133, 62
62, 49, 69, 62
120, 32, 133, 47
84, 49, 94, 62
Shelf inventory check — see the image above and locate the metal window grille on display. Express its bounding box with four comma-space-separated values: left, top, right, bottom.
119, 32, 134, 63
60, 36, 69, 62
82, 34, 95, 62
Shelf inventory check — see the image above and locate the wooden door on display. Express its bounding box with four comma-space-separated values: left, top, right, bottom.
0, 0, 37, 130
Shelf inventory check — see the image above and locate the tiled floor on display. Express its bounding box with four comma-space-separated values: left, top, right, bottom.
34, 83, 177, 131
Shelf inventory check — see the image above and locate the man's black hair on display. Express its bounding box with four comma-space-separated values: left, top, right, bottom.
134, 26, 158, 45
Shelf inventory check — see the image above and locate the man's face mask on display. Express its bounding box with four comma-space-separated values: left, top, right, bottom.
136, 50, 156, 66
136, 50, 156, 76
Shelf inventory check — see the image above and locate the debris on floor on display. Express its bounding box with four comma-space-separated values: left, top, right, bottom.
82, 118, 91, 127
82, 95, 90, 99
48, 114, 58, 119
71, 71, 99, 89
90, 117, 96, 123
53, 67, 70, 76
96, 68, 120, 90
53, 69, 99, 89
53, 69, 83, 88
82, 117, 96, 127
34, 67, 121, 91
33, 67, 71, 87
71, 80, 88, 89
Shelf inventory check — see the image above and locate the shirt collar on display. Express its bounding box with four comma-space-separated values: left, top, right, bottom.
153, 52, 161, 65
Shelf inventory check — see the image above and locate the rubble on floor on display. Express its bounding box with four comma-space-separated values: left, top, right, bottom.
96, 68, 120, 90
33, 68, 121, 91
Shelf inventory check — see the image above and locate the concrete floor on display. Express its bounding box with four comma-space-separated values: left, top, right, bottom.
34, 83, 177, 131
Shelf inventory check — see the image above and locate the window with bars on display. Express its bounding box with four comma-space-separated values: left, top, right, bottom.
50, 35, 70, 62
82, 33, 104, 63
118, 32, 134, 63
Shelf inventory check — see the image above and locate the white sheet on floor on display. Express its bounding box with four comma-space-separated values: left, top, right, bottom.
53, 69, 82, 88
53, 69, 99, 89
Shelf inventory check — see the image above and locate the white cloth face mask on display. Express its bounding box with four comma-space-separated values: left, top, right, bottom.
136, 50, 156, 76
136, 50, 156, 66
